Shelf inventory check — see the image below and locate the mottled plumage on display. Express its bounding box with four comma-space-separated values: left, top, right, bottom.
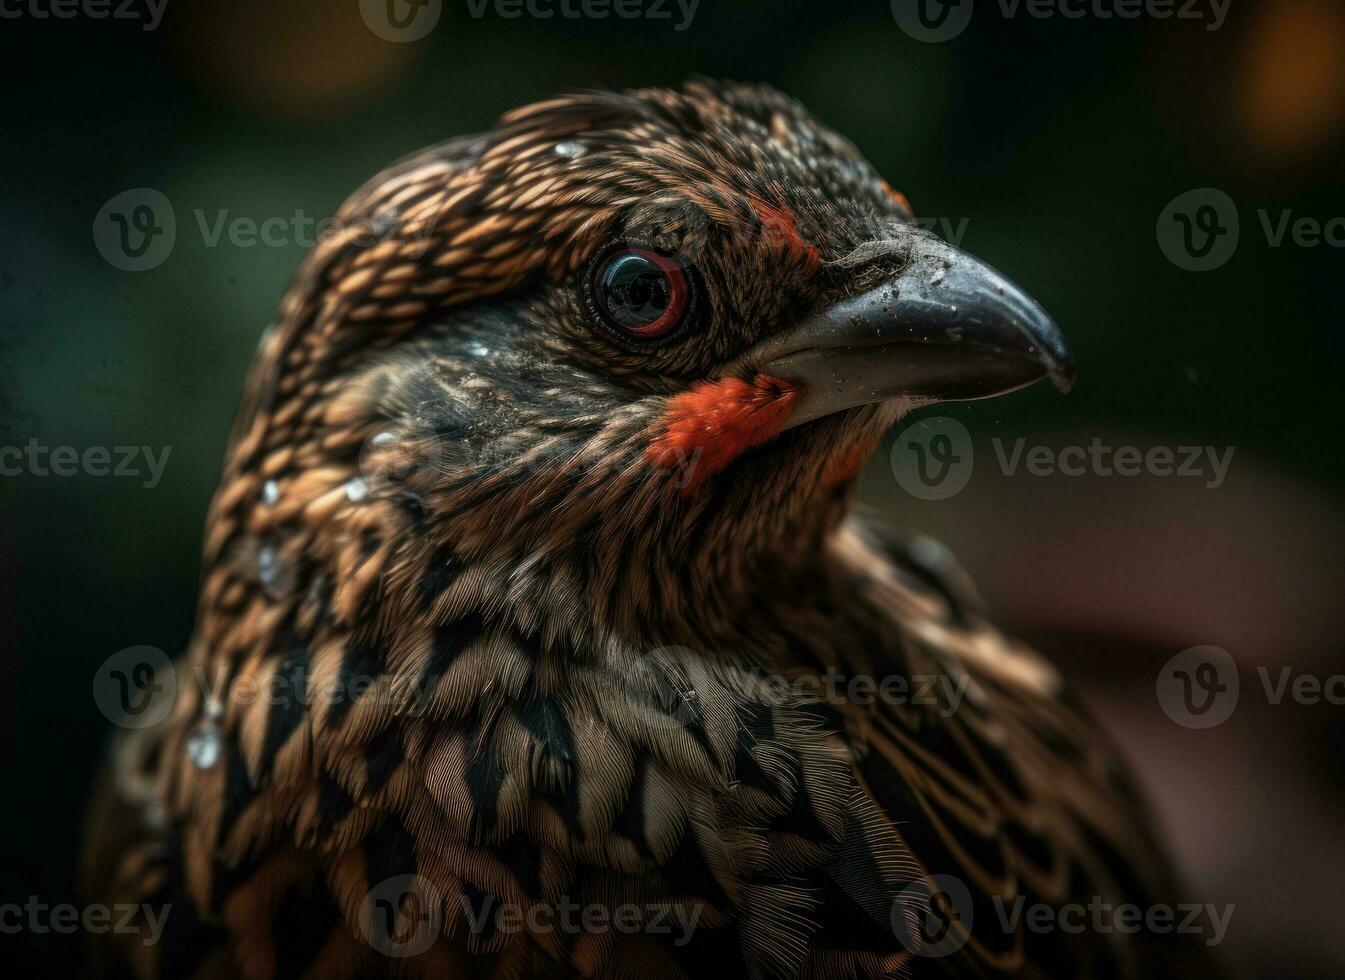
85, 81, 1205, 979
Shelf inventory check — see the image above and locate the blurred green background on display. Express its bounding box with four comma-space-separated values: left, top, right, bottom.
1, 0, 1343, 975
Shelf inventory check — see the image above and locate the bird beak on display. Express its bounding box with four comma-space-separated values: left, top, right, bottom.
738, 236, 1076, 430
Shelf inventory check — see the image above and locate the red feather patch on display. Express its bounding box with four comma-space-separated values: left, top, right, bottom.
879, 179, 914, 219
647, 374, 801, 488
749, 198, 819, 268
823, 433, 881, 490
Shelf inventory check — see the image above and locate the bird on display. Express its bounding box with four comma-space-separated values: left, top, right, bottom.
83, 80, 1210, 979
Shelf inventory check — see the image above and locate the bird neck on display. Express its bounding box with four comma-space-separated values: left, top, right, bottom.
411, 408, 894, 646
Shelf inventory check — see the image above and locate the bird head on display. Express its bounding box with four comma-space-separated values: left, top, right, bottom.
235, 81, 1073, 634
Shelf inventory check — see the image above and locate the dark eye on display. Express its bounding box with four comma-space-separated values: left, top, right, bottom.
588, 247, 690, 340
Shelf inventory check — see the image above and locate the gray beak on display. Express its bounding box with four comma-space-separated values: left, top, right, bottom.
736, 236, 1076, 429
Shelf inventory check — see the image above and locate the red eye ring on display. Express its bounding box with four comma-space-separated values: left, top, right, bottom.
588, 246, 690, 340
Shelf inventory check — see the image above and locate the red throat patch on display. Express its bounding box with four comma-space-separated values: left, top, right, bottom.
647, 374, 801, 489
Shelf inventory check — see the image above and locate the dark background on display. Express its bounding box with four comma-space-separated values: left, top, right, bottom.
2, 0, 1343, 975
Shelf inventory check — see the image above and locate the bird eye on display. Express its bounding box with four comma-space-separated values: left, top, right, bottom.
588, 246, 690, 340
